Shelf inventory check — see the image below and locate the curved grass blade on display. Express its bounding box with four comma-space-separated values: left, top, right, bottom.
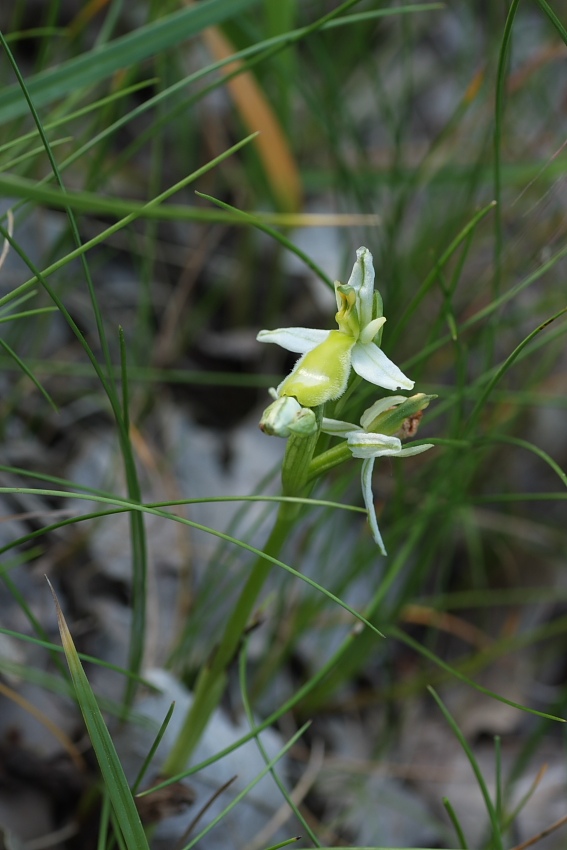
390, 200, 496, 344
0, 484, 383, 644
428, 687, 504, 850
465, 306, 567, 435
389, 626, 564, 724
0, 0, 262, 122
238, 639, 321, 847
0, 337, 57, 411
443, 797, 469, 849
486, 435, 567, 489
131, 701, 176, 795
493, 0, 520, 292
175, 721, 310, 850
0, 677, 85, 771
196, 192, 333, 288
48, 579, 151, 850
0, 132, 259, 313
535, 0, 567, 45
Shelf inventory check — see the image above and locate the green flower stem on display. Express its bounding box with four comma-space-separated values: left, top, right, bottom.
307, 441, 351, 482
162, 407, 323, 776
162, 509, 294, 776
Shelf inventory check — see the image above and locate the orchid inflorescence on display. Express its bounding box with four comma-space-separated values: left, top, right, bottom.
257, 247, 434, 555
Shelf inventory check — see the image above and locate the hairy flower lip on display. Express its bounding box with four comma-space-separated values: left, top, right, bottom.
257, 247, 414, 406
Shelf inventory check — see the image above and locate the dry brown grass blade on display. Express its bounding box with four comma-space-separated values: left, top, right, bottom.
510, 812, 567, 850
0, 679, 86, 771
67, 0, 111, 38
200, 23, 303, 213
401, 603, 493, 650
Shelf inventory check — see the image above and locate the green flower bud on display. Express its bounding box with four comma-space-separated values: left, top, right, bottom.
259, 396, 318, 438
361, 393, 436, 437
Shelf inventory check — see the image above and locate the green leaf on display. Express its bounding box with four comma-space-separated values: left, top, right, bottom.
48, 580, 151, 850
0, 0, 262, 122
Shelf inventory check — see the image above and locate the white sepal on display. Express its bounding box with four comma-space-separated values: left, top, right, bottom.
256, 327, 329, 354
360, 457, 387, 555
351, 342, 414, 391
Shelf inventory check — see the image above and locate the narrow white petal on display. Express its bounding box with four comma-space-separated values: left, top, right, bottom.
257, 327, 330, 354
321, 418, 360, 437
352, 341, 414, 391
347, 432, 402, 459
360, 316, 386, 345
360, 396, 407, 430
390, 443, 434, 457
347, 247, 375, 329
360, 457, 387, 555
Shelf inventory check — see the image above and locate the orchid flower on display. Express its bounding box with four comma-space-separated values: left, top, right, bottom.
257, 247, 413, 407
321, 396, 434, 555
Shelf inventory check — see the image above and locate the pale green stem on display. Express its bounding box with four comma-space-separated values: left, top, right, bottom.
307, 441, 351, 482
162, 408, 323, 776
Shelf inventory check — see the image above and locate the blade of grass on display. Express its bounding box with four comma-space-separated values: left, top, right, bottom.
0, 337, 57, 411
48, 579, 151, 850
0, 133, 259, 313
0, 30, 150, 710
465, 306, 567, 436
165, 721, 312, 850
389, 626, 564, 724
0, 676, 86, 771
195, 191, 333, 288
390, 200, 496, 345
443, 797, 469, 849
131, 701, 176, 794
0, 0, 263, 122
428, 687, 504, 850
535, 0, 567, 44
0, 486, 384, 644
493, 0, 520, 295
238, 639, 321, 847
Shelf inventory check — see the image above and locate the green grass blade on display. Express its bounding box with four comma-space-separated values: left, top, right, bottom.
48, 580, 151, 850
0, 484, 383, 640
0, 0, 262, 122
389, 626, 564, 724
428, 687, 504, 850
180, 721, 311, 850
535, 0, 567, 43
493, 0, 520, 293
391, 200, 496, 345
443, 797, 469, 849
487, 435, 567, 489
465, 306, 567, 435
238, 639, 321, 846
0, 133, 258, 314
131, 701, 176, 794
0, 337, 57, 411
196, 191, 333, 288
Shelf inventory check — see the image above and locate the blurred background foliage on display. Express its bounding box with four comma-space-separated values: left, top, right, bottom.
0, 0, 567, 847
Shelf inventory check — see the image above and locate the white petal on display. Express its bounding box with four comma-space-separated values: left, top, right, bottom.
360, 396, 407, 430
390, 443, 434, 457
360, 315, 386, 345
360, 457, 387, 555
347, 432, 402, 459
321, 418, 360, 437
256, 327, 330, 354
351, 341, 414, 391
347, 247, 375, 329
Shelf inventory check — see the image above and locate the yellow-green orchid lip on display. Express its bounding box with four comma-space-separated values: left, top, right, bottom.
257, 247, 414, 406
277, 330, 355, 407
